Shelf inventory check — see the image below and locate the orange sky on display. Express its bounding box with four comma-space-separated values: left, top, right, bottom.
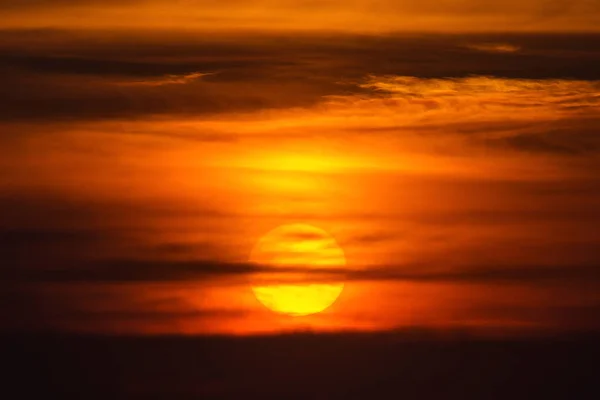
1, 0, 600, 32
1, 3, 600, 336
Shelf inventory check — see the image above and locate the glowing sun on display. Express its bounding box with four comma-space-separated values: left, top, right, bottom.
249, 223, 345, 316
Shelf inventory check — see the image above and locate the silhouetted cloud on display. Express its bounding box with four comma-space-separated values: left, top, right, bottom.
3, 255, 599, 286
1, 32, 599, 122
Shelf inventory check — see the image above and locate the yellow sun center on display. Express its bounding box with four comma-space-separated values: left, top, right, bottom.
249, 224, 345, 316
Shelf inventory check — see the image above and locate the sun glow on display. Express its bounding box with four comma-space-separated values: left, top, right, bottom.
250, 224, 345, 316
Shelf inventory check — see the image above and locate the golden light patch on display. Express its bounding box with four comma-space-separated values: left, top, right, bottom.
249, 224, 345, 316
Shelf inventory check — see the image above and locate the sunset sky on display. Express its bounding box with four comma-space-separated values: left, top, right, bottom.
1, 0, 600, 336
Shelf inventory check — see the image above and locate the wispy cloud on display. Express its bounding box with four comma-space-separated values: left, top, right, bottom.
464, 42, 522, 53
115, 71, 214, 86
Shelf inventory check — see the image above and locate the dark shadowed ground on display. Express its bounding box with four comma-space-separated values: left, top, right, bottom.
4, 331, 599, 399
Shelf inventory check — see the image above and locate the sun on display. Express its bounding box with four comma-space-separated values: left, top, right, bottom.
249, 224, 345, 316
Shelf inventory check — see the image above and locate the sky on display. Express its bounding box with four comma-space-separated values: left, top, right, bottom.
1, 1, 600, 336
1, 0, 600, 32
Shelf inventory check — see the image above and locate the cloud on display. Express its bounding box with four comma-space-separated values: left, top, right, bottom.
343, 264, 600, 284
0, 31, 599, 123
478, 125, 600, 155
299, 75, 600, 157
0, 282, 251, 333
360, 75, 600, 110
3, 255, 599, 286
116, 72, 214, 86
0, 42, 347, 121
1, 259, 257, 283
465, 43, 522, 53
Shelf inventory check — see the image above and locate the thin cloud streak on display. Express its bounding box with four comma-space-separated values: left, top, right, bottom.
114, 72, 215, 86
3, 258, 599, 286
